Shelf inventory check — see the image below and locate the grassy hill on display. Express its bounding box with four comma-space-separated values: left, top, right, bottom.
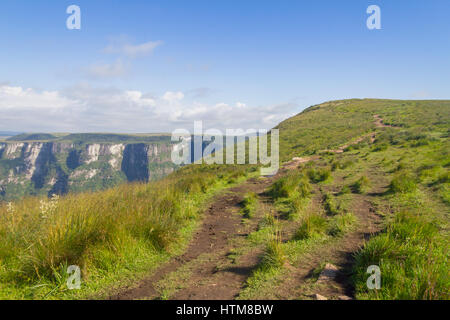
0, 98, 448, 300
277, 99, 449, 161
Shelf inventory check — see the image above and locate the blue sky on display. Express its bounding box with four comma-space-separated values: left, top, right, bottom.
0, 0, 449, 132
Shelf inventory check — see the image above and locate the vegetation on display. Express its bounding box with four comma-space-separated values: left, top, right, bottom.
389, 172, 417, 194
295, 214, 328, 240
269, 171, 311, 221
353, 211, 448, 299
241, 99, 449, 300
240, 192, 258, 219
0, 164, 254, 299
351, 176, 371, 194
307, 167, 332, 183
1, 98, 449, 300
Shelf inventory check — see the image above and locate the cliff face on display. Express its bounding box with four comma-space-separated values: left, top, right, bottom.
0, 141, 177, 200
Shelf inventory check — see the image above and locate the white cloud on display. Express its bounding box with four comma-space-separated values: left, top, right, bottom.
0, 84, 300, 133
104, 40, 163, 58
0, 85, 74, 109
86, 59, 129, 79
162, 91, 184, 103
236, 102, 246, 108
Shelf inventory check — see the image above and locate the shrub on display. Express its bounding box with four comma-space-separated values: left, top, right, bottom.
327, 213, 356, 237
307, 168, 331, 183
260, 237, 286, 270
259, 213, 276, 230
372, 143, 388, 152
323, 193, 341, 216
351, 176, 371, 194
240, 192, 258, 218
295, 214, 328, 240
389, 173, 417, 194
269, 172, 311, 200
331, 160, 355, 171
436, 171, 450, 184
339, 185, 351, 195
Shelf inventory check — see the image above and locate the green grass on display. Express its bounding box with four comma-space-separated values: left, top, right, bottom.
295, 214, 328, 240
327, 212, 357, 237
307, 167, 332, 183
0, 164, 254, 299
242, 99, 449, 300
240, 192, 258, 219
269, 171, 311, 200
351, 176, 371, 194
260, 235, 287, 271
389, 172, 417, 194
353, 211, 449, 300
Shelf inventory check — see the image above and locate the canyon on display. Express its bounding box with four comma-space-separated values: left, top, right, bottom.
0, 139, 177, 200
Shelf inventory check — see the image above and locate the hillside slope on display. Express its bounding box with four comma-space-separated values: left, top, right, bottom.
277, 99, 449, 161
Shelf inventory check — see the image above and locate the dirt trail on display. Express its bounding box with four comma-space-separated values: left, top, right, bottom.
373, 114, 394, 128
266, 188, 384, 300
111, 177, 276, 300
111, 114, 390, 300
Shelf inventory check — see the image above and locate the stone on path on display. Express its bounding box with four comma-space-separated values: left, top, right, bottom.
318, 263, 340, 282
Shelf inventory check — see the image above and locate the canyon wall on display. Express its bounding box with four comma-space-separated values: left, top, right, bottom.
0, 141, 177, 200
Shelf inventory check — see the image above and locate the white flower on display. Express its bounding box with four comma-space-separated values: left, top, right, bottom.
6, 202, 15, 215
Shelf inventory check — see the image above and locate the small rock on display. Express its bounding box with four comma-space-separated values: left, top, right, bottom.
318, 263, 339, 282
311, 293, 327, 300
338, 295, 352, 300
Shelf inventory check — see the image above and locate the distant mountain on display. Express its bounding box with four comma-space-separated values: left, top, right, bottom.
0, 135, 178, 200
0, 133, 219, 200
0, 131, 22, 137
6, 132, 172, 143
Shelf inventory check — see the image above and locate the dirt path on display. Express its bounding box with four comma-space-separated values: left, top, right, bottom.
111, 114, 391, 300
111, 177, 276, 300
271, 193, 383, 300
373, 114, 394, 128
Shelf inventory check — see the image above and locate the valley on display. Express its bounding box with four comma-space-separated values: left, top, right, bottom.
0, 133, 177, 200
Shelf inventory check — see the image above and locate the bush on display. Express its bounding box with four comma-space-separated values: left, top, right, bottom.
295, 214, 328, 240
389, 173, 417, 193
240, 192, 258, 218
269, 172, 311, 200
259, 213, 276, 230
261, 237, 286, 270
323, 193, 341, 216
372, 143, 388, 152
339, 185, 351, 195
307, 168, 331, 183
436, 171, 450, 184
332, 160, 355, 171
351, 176, 371, 194
327, 213, 356, 237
